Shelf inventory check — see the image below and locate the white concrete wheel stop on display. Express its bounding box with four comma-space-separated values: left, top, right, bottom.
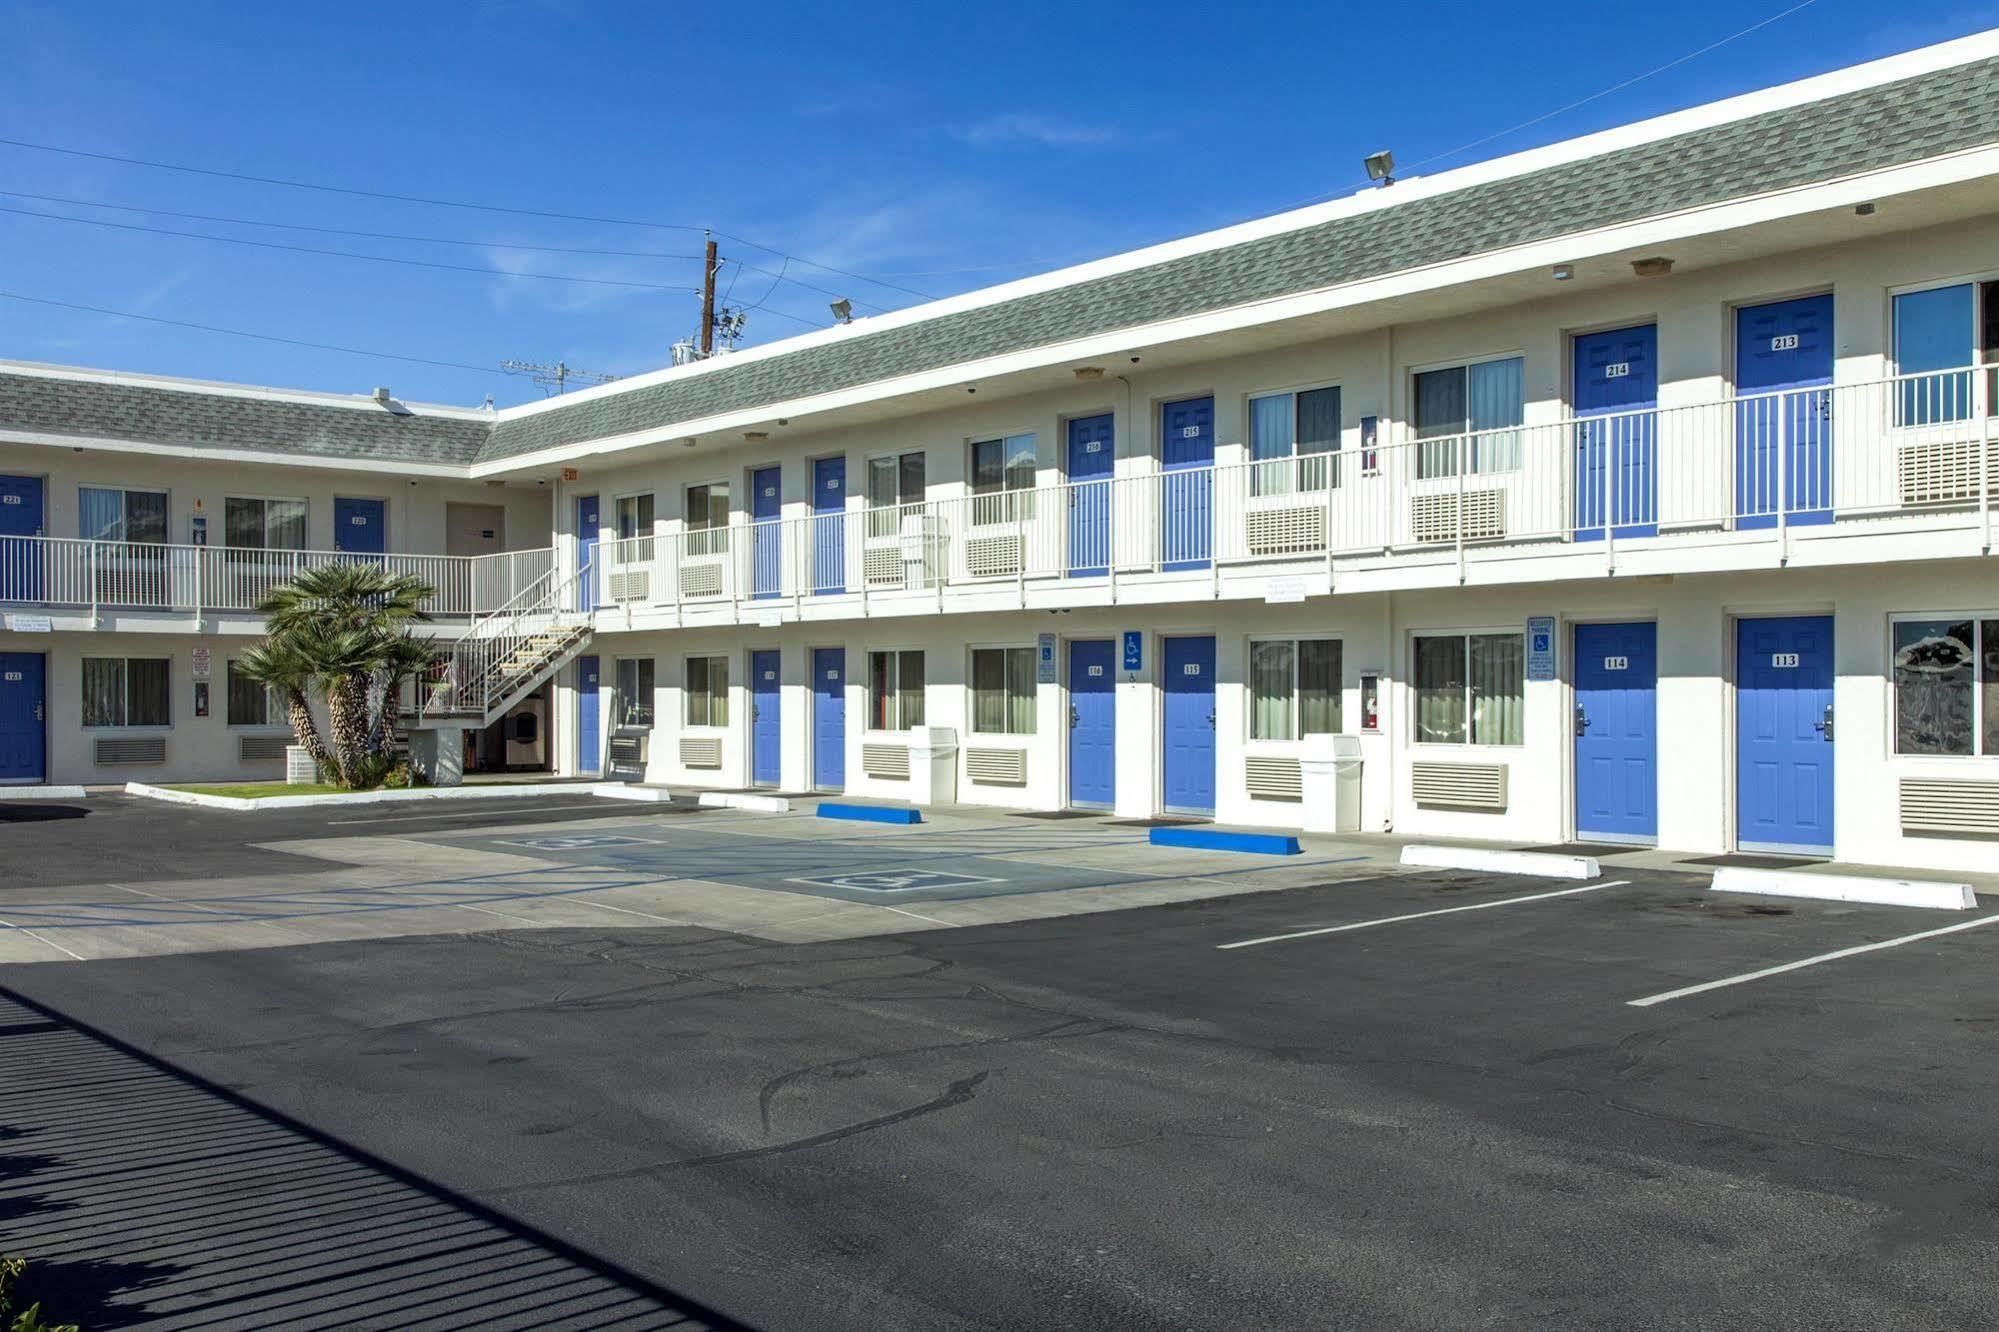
1399, 845, 1601, 881
1709, 866, 1976, 911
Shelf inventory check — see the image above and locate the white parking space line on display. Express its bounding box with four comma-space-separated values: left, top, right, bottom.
1627, 910, 1999, 1007
0, 914, 84, 961
1218, 881, 1629, 950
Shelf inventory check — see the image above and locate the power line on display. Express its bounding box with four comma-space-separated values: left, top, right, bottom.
0, 290, 510, 378
0, 188, 889, 315
0, 134, 940, 302
1401, 0, 1822, 175
0, 202, 703, 293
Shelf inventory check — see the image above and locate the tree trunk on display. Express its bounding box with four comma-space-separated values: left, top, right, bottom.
285, 689, 332, 772
326, 673, 373, 786
378, 673, 407, 762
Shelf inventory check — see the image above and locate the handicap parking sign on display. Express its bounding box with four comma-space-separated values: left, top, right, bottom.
507, 834, 650, 851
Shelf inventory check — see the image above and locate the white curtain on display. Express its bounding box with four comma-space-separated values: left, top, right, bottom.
1469, 358, 1524, 474
1468, 634, 1523, 745
1414, 638, 1467, 744
1249, 640, 1294, 740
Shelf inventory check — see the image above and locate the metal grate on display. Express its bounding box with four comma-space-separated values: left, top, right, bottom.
679, 736, 723, 769
677, 559, 724, 600
238, 734, 289, 762
863, 542, 905, 587
862, 742, 911, 780
964, 746, 1027, 785
607, 568, 653, 603
1412, 489, 1506, 543
1411, 760, 1508, 809
1244, 755, 1303, 800
1898, 437, 1999, 505
1245, 504, 1326, 556
95, 735, 166, 765
1900, 777, 1999, 835
965, 532, 1023, 578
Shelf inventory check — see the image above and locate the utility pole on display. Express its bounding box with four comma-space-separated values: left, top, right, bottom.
500, 359, 620, 396
698, 233, 719, 357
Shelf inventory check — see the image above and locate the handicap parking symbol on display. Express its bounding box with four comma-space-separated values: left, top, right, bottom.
507, 834, 651, 851
787, 868, 1001, 894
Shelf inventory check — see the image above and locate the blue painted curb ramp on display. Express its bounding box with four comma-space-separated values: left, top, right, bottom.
817, 802, 923, 825
1150, 827, 1301, 856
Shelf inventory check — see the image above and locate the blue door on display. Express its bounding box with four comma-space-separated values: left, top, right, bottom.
1162, 636, 1216, 813
752, 649, 782, 786
812, 457, 846, 595
1573, 325, 1658, 540
1159, 397, 1213, 571
1574, 622, 1657, 842
0, 475, 44, 604
576, 655, 602, 776
1736, 295, 1834, 528
1067, 414, 1115, 577
750, 467, 782, 600
575, 494, 601, 609
1736, 615, 1835, 852
334, 497, 387, 555
812, 647, 846, 790
1068, 639, 1116, 807
0, 652, 45, 783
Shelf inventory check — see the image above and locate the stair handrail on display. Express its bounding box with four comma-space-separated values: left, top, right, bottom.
419, 558, 593, 721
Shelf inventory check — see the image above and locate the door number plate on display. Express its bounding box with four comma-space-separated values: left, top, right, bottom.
1181, 425, 1201, 438
1183, 663, 1201, 676
1772, 652, 1800, 668
1771, 334, 1800, 351
1604, 363, 1630, 379
1087, 664, 1104, 677
1603, 656, 1629, 671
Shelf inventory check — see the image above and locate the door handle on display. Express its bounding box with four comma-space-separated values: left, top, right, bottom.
1815, 704, 1834, 742
1206, 712, 1216, 729
1574, 705, 1588, 737
1069, 706, 1079, 729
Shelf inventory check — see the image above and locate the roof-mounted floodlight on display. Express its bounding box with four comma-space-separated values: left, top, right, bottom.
1364, 150, 1395, 186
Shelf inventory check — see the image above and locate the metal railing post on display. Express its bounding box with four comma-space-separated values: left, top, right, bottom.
1776, 395, 1790, 565
1454, 438, 1467, 584
1604, 423, 1618, 575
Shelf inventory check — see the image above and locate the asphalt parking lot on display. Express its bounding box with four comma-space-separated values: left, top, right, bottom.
6, 798, 1999, 1329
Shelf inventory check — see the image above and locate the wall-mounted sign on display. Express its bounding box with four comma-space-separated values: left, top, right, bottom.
1122, 631, 1143, 673
1265, 576, 1305, 605
4, 614, 50, 633
1037, 633, 1057, 685
561, 467, 580, 482
191, 646, 212, 680
1526, 616, 1557, 682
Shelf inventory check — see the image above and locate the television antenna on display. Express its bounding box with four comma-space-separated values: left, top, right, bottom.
500, 359, 621, 396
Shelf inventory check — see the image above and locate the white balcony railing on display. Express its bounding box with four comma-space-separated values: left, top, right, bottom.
588, 366, 1995, 619
0, 541, 552, 619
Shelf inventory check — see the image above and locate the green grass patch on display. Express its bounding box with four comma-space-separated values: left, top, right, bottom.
168, 782, 367, 799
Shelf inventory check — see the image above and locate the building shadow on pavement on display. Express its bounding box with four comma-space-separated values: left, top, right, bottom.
0, 986, 760, 1331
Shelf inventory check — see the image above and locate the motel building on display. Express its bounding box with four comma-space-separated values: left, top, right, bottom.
4, 35, 1999, 873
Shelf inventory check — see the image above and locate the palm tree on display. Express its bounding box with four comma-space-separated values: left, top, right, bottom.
372, 630, 439, 760
235, 636, 332, 772
251, 564, 436, 788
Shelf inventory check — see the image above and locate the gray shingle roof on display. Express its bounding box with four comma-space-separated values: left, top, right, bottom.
478, 52, 1999, 463
0, 372, 491, 466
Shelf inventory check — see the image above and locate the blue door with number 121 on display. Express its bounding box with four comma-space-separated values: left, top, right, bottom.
752, 649, 782, 786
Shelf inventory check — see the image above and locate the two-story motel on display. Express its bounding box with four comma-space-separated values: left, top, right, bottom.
5, 34, 1999, 871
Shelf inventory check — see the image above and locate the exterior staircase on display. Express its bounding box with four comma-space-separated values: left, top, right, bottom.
407, 560, 594, 729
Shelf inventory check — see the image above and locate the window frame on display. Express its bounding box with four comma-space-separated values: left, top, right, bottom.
81, 655, 171, 729
613, 656, 656, 728
968, 432, 1037, 524
1890, 611, 1999, 758
1246, 636, 1344, 741
684, 654, 730, 729
865, 648, 926, 732
1411, 630, 1526, 748
1409, 352, 1526, 480
970, 644, 1038, 736
1246, 381, 1342, 495
78, 485, 170, 544
222, 494, 310, 552
1889, 274, 1999, 425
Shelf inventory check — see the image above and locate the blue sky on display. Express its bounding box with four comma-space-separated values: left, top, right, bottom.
2, 0, 1995, 407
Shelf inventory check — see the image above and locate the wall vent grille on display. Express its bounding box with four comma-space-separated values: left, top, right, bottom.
1411, 760, 1508, 810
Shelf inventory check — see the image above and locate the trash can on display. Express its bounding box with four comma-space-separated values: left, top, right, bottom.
909, 726, 959, 806
1299, 734, 1363, 833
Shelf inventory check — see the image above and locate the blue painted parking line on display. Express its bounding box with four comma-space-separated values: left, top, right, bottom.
786, 869, 1002, 894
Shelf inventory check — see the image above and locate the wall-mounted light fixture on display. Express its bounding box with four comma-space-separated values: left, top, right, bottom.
1551, 264, 1574, 281
1364, 150, 1396, 186
829, 298, 853, 324
1630, 256, 1675, 279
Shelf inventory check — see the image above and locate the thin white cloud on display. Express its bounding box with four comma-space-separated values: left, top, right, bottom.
951, 113, 1122, 149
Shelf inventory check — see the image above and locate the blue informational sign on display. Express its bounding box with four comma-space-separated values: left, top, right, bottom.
1037, 632, 1058, 685
1526, 615, 1557, 682
1122, 631, 1144, 673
